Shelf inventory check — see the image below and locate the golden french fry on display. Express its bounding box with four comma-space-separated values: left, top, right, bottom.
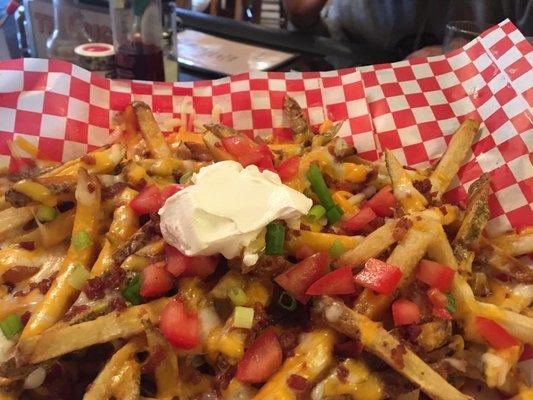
430, 119, 479, 197
132, 102, 172, 159
0, 289, 43, 320
138, 157, 208, 176
453, 174, 490, 269
286, 230, 364, 256
314, 296, 473, 400
19, 298, 168, 364
489, 227, 533, 257
144, 322, 181, 399
254, 330, 337, 399
354, 226, 432, 319
83, 336, 145, 400
338, 220, 397, 268
385, 149, 427, 213
476, 244, 533, 284
20, 169, 101, 339
13, 209, 75, 248
0, 206, 36, 240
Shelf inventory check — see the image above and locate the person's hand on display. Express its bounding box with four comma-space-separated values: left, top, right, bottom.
404, 45, 443, 60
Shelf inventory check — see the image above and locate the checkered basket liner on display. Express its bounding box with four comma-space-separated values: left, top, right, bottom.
0, 19, 531, 234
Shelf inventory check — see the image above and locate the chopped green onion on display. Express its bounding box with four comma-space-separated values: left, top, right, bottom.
72, 230, 92, 251
446, 293, 456, 313
326, 205, 344, 225
68, 263, 90, 290
35, 205, 58, 222
179, 171, 193, 184
278, 292, 297, 311
123, 274, 142, 305
228, 287, 247, 306
233, 306, 255, 329
307, 204, 326, 222
329, 239, 346, 259
265, 222, 285, 255
306, 164, 335, 210
0, 314, 23, 340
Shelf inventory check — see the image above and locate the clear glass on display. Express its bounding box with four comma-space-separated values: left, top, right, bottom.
443, 20, 491, 52
109, 0, 165, 81
162, 1, 179, 81
46, 0, 92, 62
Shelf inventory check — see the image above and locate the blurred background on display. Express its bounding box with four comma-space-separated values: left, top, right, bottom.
0, 0, 531, 82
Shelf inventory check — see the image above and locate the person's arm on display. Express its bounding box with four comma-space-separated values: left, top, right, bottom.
282, 0, 328, 30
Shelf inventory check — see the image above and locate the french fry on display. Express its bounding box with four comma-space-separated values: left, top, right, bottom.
0, 289, 43, 320
12, 209, 75, 248
453, 174, 490, 270
112, 217, 161, 266
285, 230, 364, 256
489, 228, 533, 257
337, 220, 397, 268
354, 225, 432, 319
0, 206, 36, 240
132, 102, 172, 159
430, 119, 479, 198
138, 157, 208, 176
19, 298, 168, 364
476, 244, 533, 284
144, 321, 181, 399
112, 359, 141, 400
429, 224, 533, 343
83, 336, 145, 400
385, 149, 427, 213
202, 130, 235, 161
253, 329, 337, 399
314, 296, 473, 400
203, 123, 239, 138
20, 169, 101, 339
283, 95, 313, 143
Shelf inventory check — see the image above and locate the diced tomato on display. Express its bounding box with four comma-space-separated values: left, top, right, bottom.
365, 185, 397, 217
343, 207, 377, 232
272, 128, 293, 143
221, 136, 263, 167
180, 254, 219, 278
160, 184, 183, 203
276, 156, 300, 182
140, 262, 174, 298
255, 141, 275, 172
392, 299, 421, 326
354, 258, 402, 295
160, 299, 198, 349
129, 185, 162, 215
236, 330, 282, 383
432, 307, 452, 320
475, 317, 520, 349
306, 266, 356, 295
416, 259, 455, 292
165, 244, 219, 278
274, 252, 329, 304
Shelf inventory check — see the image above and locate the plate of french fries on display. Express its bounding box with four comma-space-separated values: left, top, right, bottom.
0, 93, 531, 400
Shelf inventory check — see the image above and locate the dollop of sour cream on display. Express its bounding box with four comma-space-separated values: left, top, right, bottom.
159, 160, 312, 259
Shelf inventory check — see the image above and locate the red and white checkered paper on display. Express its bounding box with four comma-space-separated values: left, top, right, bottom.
0, 19, 531, 234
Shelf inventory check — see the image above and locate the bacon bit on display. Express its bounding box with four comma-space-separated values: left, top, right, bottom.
413, 179, 432, 195
253, 302, 270, 331
22, 219, 38, 231
278, 330, 299, 358
19, 241, 35, 251
439, 205, 448, 216
32, 273, 57, 294
87, 182, 96, 193
2, 265, 40, 284
141, 344, 167, 374
21, 311, 31, 325
215, 365, 236, 391
83, 267, 126, 300
102, 182, 128, 201
287, 374, 308, 391
391, 344, 407, 369
334, 340, 363, 360
393, 218, 413, 241
336, 365, 349, 382
403, 324, 422, 342
81, 154, 96, 165
109, 296, 127, 311
63, 305, 89, 321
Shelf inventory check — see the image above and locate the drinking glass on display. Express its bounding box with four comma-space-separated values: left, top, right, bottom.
442, 20, 491, 52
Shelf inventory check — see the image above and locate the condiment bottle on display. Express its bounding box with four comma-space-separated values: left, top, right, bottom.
109, 0, 165, 81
